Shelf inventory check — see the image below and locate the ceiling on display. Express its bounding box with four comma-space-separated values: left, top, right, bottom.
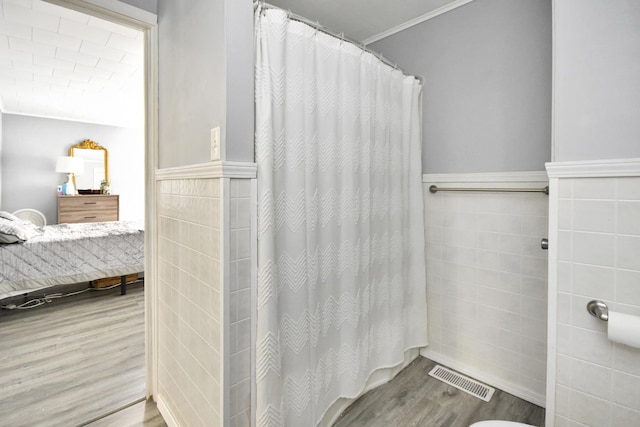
267, 0, 468, 43
0, 0, 466, 128
0, 0, 144, 128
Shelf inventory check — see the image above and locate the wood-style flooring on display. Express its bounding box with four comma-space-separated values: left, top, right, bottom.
84, 399, 166, 427
91, 356, 543, 427
333, 356, 545, 427
0, 282, 148, 427
1, 282, 544, 427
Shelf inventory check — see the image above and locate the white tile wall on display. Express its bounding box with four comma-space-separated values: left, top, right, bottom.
157, 177, 223, 426
157, 175, 255, 427
423, 179, 549, 404
228, 178, 253, 427
554, 176, 640, 427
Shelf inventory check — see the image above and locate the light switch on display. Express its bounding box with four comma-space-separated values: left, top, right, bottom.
211, 127, 221, 161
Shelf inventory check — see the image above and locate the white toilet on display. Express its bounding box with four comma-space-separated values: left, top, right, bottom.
470, 421, 535, 427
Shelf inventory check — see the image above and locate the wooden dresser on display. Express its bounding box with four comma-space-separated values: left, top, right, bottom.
57, 195, 119, 224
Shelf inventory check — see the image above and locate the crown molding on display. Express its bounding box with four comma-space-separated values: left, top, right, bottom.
155, 161, 257, 180
423, 171, 548, 183
546, 158, 640, 178
363, 0, 476, 45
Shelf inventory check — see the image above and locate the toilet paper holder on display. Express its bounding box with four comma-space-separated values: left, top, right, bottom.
587, 300, 609, 322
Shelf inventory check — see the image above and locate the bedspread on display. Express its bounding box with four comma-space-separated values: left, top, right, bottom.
0, 221, 144, 299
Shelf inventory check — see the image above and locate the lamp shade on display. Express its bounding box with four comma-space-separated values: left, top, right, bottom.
55, 156, 85, 175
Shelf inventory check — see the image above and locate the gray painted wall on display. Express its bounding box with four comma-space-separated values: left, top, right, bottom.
225, 1, 254, 163
0, 112, 2, 210
118, 0, 157, 14
157, 0, 254, 169
370, 0, 552, 174
1, 114, 144, 225
554, 0, 640, 162
157, 0, 226, 168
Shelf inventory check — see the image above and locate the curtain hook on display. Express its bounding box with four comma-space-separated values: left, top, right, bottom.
254, 0, 263, 14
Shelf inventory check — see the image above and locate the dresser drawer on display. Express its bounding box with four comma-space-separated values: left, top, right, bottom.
58, 195, 119, 224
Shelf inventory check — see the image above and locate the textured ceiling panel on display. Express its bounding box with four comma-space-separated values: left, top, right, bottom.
0, 0, 143, 128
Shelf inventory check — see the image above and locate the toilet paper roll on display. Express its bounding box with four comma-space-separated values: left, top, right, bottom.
608, 311, 640, 349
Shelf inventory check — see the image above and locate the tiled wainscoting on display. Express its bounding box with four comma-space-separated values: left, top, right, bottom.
547, 160, 640, 427
228, 178, 254, 427
155, 163, 256, 427
422, 172, 549, 406
156, 176, 223, 425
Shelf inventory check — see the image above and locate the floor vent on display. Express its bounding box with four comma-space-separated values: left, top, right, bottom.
428, 365, 495, 402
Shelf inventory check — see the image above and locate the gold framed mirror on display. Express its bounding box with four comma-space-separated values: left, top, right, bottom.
69, 139, 108, 191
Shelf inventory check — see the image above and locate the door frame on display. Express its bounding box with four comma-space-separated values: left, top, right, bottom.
44, 0, 159, 399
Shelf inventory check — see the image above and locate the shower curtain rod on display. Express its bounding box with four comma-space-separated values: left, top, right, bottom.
255, 1, 423, 84
429, 185, 550, 195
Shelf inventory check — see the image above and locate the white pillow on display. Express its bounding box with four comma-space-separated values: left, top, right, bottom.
0, 211, 20, 221
0, 217, 28, 243
0, 217, 42, 243
0, 232, 21, 244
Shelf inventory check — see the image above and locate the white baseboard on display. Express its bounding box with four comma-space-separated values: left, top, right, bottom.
156, 394, 180, 427
420, 348, 546, 408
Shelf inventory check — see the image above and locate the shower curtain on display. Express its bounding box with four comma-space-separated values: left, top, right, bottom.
255, 8, 427, 426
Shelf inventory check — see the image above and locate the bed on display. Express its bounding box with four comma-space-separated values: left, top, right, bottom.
0, 220, 144, 300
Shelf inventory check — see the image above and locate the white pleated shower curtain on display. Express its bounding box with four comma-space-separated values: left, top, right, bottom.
255, 8, 427, 427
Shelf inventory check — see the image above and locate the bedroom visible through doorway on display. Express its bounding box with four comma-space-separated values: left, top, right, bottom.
0, 0, 157, 425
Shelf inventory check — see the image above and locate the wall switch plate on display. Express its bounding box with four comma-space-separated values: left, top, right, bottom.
210, 127, 221, 161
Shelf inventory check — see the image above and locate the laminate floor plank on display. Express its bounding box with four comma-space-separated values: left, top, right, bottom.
0, 283, 148, 427
333, 356, 545, 427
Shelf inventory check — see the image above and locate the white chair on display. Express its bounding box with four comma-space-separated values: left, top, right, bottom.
13, 209, 47, 227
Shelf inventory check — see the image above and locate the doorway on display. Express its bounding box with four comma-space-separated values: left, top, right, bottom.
0, 0, 158, 424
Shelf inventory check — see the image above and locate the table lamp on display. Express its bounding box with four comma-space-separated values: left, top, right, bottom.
56, 156, 85, 196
